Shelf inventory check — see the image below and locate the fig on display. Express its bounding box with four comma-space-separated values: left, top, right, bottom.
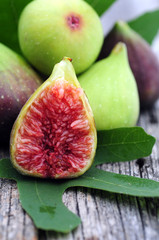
79, 43, 139, 130
99, 21, 159, 108
10, 57, 97, 179
18, 0, 104, 76
0, 43, 42, 144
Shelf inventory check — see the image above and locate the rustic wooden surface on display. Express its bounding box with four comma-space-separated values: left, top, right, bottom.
0, 102, 159, 240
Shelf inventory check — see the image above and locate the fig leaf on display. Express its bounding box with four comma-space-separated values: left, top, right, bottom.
0, 0, 32, 53
0, 160, 80, 232
0, 127, 156, 232
85, 0, 117, 16
95, 127, 155, 165
129, 9, 159, 44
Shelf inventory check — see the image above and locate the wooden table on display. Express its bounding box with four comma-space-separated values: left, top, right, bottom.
0, 100, 159, 240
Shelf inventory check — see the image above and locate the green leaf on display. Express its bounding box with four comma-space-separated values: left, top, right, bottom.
0, 127, 156, 232
18, 179, 80, 232
68, 168, 159, 198
0, 159, 80, 232
129, 10, 159, 44
1, 155, 159, 233
84, 0, 117, 16
95, 127, 155, 165
0, 0, 32, 53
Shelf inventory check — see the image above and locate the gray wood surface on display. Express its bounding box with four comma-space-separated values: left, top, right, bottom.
0, 103, 159, 240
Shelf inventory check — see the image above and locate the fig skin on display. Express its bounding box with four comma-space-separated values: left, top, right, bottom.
79, 43, 140, 130
0, 43, 43, 144
10, 57, 97, 179
18, 0, 104, 76
99, 21, 159, 109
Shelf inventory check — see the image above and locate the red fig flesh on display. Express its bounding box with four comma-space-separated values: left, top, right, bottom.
10, 58, 97, 179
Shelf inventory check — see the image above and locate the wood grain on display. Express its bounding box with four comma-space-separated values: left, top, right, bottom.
0, 101, 159, 240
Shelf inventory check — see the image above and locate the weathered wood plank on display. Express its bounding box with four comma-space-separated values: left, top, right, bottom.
0, 148, 38, 240
0, 177, 38, 240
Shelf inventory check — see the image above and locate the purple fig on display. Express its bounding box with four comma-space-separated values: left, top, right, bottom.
0, 43, 43, 144
99, 21, 159, 109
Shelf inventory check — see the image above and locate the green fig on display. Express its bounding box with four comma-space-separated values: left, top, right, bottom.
10, 57, 97, 179
79, 43, 140, 130
0, 43, 42, 144
18, 0, 104, 75
99, 21, 159, 108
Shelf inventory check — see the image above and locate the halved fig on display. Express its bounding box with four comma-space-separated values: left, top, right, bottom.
10, 57, 97, 179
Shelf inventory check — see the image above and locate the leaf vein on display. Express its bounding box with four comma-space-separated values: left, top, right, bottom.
83, 175, 158, 194
99, 139, 151, 147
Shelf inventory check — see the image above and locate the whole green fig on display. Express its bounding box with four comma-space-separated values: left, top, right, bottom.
79, 43, 139, 130
18, 0, 104, 75
99, 21, 159, 109
0, 43, 42, 144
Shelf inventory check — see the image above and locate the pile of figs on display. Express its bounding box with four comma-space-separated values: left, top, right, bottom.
1, 0, 159, 178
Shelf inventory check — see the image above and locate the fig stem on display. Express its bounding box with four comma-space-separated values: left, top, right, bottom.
63, 57, 72, 62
